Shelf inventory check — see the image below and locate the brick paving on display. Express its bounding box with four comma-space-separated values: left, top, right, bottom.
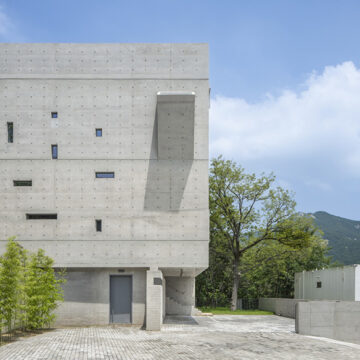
0, 316, 360, 359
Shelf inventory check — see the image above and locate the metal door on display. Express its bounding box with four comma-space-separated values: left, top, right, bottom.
110, 275, 132, 323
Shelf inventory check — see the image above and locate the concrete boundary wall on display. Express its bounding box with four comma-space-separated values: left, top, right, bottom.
259, 298, 307, 318
296, 301, 360, 344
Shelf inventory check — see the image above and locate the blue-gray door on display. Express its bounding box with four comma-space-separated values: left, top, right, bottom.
110, 276, 132, 323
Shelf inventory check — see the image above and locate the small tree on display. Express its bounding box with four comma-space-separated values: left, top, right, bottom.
23, 249, 66, 330
0, 237, 24, 332
210, 157, 314, 310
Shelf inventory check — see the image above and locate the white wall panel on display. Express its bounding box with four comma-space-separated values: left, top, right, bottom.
295, 266, 359, 301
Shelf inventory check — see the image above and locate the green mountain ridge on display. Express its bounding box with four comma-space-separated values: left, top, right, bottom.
311, 211, 360, 265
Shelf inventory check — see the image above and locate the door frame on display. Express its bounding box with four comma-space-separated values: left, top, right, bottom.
109, 274, 133, 324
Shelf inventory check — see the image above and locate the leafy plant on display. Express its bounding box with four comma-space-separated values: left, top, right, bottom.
23, 249, 66, 330
0, 237, 25, 332
0, 238, 66, 332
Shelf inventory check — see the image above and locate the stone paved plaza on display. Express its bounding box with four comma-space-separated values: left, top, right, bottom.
1, 315, 360, 359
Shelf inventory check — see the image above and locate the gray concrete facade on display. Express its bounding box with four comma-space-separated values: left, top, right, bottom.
0, 43, 209, 329
55, 268, 146, 326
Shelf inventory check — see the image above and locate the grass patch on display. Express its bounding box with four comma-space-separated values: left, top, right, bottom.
199, 307, 273, 315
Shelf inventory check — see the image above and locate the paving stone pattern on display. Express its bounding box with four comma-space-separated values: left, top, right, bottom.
0, 316, 360, 360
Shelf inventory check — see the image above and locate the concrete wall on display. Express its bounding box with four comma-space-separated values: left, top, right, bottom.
0, 43, 209, 272
295, 265, 358, 301
0, 43, 209, 327
355, 265, 360, 301
259, 298, 307, 319
165, 277, 195, 315
55, 268, 146, 326
157, 92, 195, 160
0, 43, 208, 79
296, 301, 360, 344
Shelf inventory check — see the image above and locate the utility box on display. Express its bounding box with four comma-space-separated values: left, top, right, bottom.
295, 264, 360, 301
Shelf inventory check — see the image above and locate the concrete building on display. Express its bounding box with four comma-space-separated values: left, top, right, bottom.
0, 43, 209, 330
295, 265, 360, 301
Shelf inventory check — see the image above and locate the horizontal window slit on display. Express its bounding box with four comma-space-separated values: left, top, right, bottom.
14, 180, 32, 186
95, 172, 114, 178
26, 213, 57, 220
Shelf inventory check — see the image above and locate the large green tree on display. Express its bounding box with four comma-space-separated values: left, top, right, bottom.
196, 223, 330, 307
207, 156, 321, 310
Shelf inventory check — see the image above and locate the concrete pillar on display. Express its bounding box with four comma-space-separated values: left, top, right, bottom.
146, 268, 163, 331
162, 277, 166, 321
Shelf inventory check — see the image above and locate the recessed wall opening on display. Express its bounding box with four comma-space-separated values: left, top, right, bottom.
96, 219, 102, 232
96, 128, 102, 137
317, 281, 322, 288
52, 144, 58, 159
51, 112, 58, 118
7, 122, 13, 143
95, 172, 114, 178
26, 213, 57, 220
13, 180, 32, 186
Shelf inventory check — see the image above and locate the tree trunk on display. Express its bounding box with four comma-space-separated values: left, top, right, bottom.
230, 257, 240, 311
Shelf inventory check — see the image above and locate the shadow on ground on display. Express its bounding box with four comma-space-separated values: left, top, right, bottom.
163, 316, 199, 325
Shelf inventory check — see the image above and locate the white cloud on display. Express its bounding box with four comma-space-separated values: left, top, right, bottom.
210, 61, 360, 180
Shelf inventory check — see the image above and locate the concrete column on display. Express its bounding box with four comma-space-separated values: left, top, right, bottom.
162, 277, 166, 321
146, 269, 163, 331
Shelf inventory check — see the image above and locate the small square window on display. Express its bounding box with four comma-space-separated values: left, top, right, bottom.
96, 128, 102, 137
316, 281, 322, 288
51, 112, 58, 118
96, 219, 102, 232
52, 144, 58, 159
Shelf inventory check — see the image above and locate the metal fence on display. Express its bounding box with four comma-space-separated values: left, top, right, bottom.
237, 298, 259, 310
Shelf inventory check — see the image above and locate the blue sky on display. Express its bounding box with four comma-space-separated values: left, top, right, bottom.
1, 0, 360, 219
